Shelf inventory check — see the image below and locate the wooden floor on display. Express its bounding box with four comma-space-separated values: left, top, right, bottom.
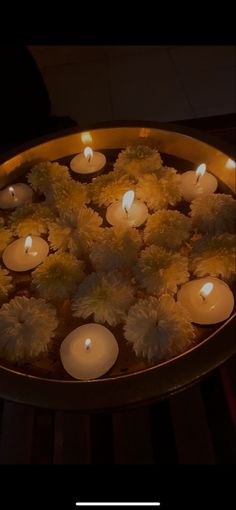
0, 355, 235, 464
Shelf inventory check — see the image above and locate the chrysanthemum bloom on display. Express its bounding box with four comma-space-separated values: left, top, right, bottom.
72, 271, 135, 326
89, 171, 134, 207
136, 167, 182, 210
190, 233, 236, 281
10, 203, 55, 237
32, 252, 85, 301
190, 193, 236, 235
124, 294, 195, 362
46, 179, 89, 213
0, 296, 58, 363
90, 226, 142, 271
144, 210, 192, 249
0, 224, 13, 255
48, 207, 103, 257
27, 161, 71, 195
0, 267, 13, 303
113, 145, 162, 178
134, 245, 189, 295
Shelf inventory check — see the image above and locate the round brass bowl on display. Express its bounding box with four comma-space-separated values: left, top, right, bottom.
0, 121, 235, 411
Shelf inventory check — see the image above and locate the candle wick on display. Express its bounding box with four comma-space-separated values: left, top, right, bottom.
200, 293, 207, 302
124, 207, 129, 218
196, 174, 201, 184
87, 155, 91, 164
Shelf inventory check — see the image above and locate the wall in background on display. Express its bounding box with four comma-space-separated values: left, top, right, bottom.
29, 46, 236, 125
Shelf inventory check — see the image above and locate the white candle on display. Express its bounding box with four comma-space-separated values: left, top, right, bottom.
0, 183, 33, 209
2, 235, 49, 272
70, 147, 106, 175
106, 190, 148, 228
180, 163, 218, 202
60, 323, 119, 380
177, 277, 234, 325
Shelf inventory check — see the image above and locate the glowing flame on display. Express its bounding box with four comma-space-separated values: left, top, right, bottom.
9, 186, 16, 198
85, 338, 92, 350
81, 132, 92, 144
226, 158, 236, 170
199, 282, 214, 300
122, 190, 135, 213
84, 147, 93, 163
24, 235, 32, 254
196, 163, 206, 180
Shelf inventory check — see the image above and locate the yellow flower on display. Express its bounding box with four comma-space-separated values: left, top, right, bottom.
190, 193, 236, 234
114, 145, 162, 178
144, 210, 191, 249
0, 267, 13, 303
136, 168, 182, 210
190, 233, 236, 281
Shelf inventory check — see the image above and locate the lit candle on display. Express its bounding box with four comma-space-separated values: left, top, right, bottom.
70, 147, 106, 175
60, 323, 119, 380
2, 235, 49, 272
177, 277, 234, 324
0, 183, 33, 209
180, 163, 218, 202
106, 190, 148, 228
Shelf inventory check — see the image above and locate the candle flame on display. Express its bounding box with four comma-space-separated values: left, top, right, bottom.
81, 132, 92, 144
199, 282, 214, 299
196, 163, 206, 179
24, 235, 32, 254
84, 147, 93, 163
226, 158, 236, 170
9, 186, 16, 198
85, 338, 92, 350
122, 190, 135, 212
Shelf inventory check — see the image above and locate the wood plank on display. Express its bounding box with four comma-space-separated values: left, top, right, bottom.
150, 400, 178, 464
113, 405, 154, 464
170, 384, 215, 464
201, 370, 236, 463
54, 411, 91, 464
31, 408, 55, 464
0, 400, 34, 464
90, 412, 113, 464
220, 355, 236, 430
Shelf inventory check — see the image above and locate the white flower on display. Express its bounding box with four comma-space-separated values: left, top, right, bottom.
72, 271, 135, 326
0, 267, 13, 303
136, 167, 182, 210
27, 161, 71, 195
124, 294, 195, 362
46, 179, 89, 212
144, 210, 192, 249
48, 207, 103, 257
134, 245, 189, 295
90, 226, 142, 271
114, 145, 162, 178
9, 203, 55, 237
190, 233, 236, 281
32, 252, 85, 301
190, 193, 236, 234
0, 296, 58, 363
89, 171, 134, 207
0, 226, 13, 255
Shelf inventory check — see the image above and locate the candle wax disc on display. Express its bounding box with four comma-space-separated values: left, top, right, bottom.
70, 152, 106, 174
0, 183, 33, 209
2, 236, 49, 272
181, 171, 218, 202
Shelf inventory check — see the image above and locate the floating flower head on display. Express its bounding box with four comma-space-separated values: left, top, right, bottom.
90, 226, 142, 271
190, 233, 236, 281
0, 222, 13, 255
32, 252, 85, 301
0, 296, 58, 363
134, 244, 189, 296
144, 210, 192, 249
124, 294, 195, 362
27, 161, 71, 195
0, 267, 13, 303
9, 203, 55, 237
72, 271, 135, 326
136, 167, 182, 211
114, 145, 162, 178
46, 179, 89, 213
89, 171, 134, 207
48, 207, 103, 257
190, 193, 236, 235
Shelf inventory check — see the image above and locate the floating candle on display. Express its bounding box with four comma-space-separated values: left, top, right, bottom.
2, 235, 49, 272
106, 190, 148, 228
0, 183, 33, 209
177, 277, 234, 324
180, 163, 218, 202
70, 147, 106, 175
60, 323, 119, 380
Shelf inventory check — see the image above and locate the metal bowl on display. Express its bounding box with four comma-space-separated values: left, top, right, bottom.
0, 121, 235, 411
